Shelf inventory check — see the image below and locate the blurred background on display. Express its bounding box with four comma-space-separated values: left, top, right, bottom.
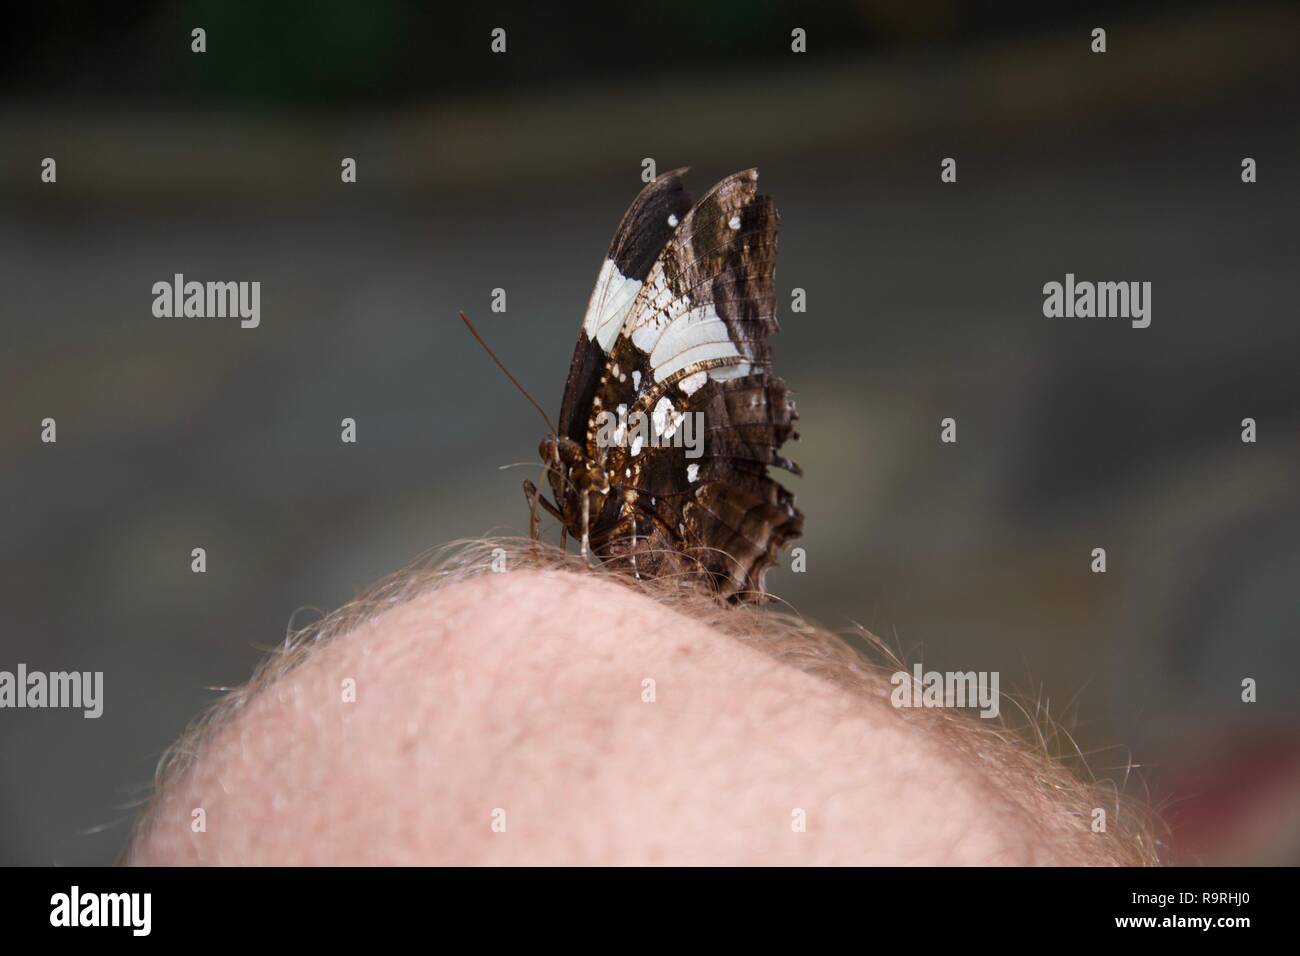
1, 1, 1297, 865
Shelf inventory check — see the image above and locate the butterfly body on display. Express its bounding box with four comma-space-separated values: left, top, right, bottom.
533, 168, 803, 603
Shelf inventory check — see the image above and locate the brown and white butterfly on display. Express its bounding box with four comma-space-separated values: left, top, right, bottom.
520, 168, 803, 603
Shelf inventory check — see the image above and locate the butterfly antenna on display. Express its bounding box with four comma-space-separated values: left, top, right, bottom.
458, 310, 558, 437
458, 310, 581, 522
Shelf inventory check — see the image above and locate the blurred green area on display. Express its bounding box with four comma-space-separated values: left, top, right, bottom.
3, 0, 1225, 108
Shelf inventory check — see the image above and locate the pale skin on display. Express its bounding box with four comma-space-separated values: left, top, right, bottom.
128, 566, 1148, 865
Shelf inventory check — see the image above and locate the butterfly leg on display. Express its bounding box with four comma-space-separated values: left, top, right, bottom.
523, 479, 564, 527
523, 479, 540, 546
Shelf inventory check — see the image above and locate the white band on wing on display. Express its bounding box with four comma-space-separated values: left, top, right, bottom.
582, 259, 642, 352
648, 303, 746, 383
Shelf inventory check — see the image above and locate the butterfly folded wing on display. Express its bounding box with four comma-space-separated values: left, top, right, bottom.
578, 169, 804, 601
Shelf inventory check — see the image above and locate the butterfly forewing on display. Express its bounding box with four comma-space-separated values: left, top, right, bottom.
557, 169, 693, 445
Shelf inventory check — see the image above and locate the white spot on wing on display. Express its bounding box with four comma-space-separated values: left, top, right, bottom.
632, 370, 641, 390
728, 215, 741, 230
667, 213, 679, 227
652, 397, 671, 436
652, 396, 683, 439
679, 371, 707, 395
687, 463, 700, 482
631, 434, 644, 457
612, 404, 627, 444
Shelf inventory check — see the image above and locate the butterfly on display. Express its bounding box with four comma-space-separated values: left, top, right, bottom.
494, 168, 802, 603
